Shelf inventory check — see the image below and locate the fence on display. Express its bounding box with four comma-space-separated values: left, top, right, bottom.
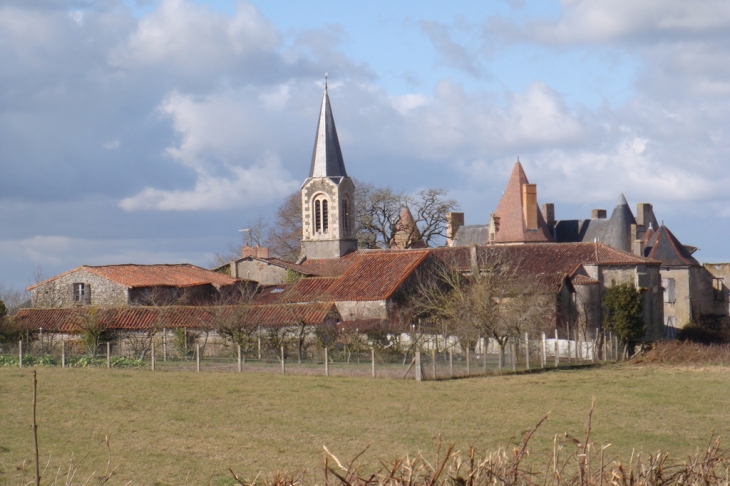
0, 330, 622, 380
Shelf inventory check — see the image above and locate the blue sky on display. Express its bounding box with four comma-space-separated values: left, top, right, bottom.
1, 0, 730, 293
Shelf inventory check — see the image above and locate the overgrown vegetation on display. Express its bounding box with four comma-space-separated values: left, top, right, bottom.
635, 340, 730, 366
603, 281, 645, 350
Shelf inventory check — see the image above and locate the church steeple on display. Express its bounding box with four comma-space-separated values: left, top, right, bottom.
300, 77, 358, 260
309, 82, 348, 179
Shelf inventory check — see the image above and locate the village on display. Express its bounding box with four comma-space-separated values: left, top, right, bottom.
7, 84, 729, 371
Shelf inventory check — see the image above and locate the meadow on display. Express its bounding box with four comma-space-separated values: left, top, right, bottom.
1, 364, 729, 485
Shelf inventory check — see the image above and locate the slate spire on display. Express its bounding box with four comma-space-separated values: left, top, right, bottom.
309, 82, 347, 179
601, 193, 636, 252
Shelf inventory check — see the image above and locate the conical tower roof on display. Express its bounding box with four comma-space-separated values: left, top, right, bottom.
391, 207, 426, 249
644, 225, 699, 267
600, 193, 636, 252
309, 84, 347, 179
492, 161, 553, 243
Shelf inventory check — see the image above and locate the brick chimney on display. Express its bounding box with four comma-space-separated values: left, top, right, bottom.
241, 244, 269, 259
591, 209, 607, 219
446, 212, 464, 247
521, 184, 538, 230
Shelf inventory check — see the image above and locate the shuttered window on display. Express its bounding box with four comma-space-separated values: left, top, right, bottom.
662, 278, 675, 304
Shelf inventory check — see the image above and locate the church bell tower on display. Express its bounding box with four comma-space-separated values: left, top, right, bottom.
300, 79, 357, 260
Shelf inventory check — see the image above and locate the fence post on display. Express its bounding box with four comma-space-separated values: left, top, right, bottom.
61, 340, 65, 368
511, 341, 517, 372
258, 331, 261, 360
603, 332, 608, 363
591, 337, 596, 363
465, 347, 470, 376
19, 340, 22, 368
525, 332, 530, 371
566, 324, 571, 366
196, 344, 200, 372
237, 345, 242, 372
372, 348, 376, 378
281, 345, 285, 375
482, 338, 489, 373
554, 329, 559, 368
163, 328, 167, 362
107, 342, 111, 369
151, 341, 155, 371
415, 350, 422, 382
449, 348, 454, 378
541, 332, 546, 368
324, 347, 329, 377
431, 348, 436, 380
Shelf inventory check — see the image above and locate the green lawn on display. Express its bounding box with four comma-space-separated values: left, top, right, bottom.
1, 365, 729, 485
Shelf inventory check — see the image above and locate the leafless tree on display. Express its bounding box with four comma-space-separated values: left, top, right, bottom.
208, 285, 261, 362
210, 216, 270, 268
413, 252, 555, 365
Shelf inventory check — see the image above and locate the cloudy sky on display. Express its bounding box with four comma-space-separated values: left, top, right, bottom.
1, 0, 729, 292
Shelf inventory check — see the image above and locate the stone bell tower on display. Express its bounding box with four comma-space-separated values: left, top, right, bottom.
300, 80, 357, 260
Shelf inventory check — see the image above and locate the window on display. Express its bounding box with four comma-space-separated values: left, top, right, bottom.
342, 197, 350, 235
662, 278, 676, 304
313, 195, 329, 234
72, 283, 88, 303
322, 200, 328, 233
315, 199, 322, 233
713, 278, 725, 302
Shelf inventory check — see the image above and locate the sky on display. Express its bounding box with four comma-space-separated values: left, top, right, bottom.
1, 0, 730, 293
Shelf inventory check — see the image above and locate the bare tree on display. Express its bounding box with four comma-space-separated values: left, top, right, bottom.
210, 216, 270, 268
265, 191, 302, 262
413, 252, 555, 366
209, 285, 261, 362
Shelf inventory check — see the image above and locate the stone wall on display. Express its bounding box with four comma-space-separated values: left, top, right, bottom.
234, 259, 288, 285
335, 300, 388, 320
31, 269, 128, 308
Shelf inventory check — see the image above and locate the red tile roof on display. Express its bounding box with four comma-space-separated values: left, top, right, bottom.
493, 162, 554, 243
28, 264, 237, 291
254, 250, 431, 304
15, 302, 339, 332
432, 242, 659, 277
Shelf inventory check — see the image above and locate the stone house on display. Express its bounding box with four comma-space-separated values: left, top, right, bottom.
28, 264, 240, 308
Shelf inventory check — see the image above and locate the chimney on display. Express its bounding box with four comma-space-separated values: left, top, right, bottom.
541, 203, 555, 226
591, 209, 607, 219
521, 183, 538, 230
636, 203, 654, 227
633, 239, 645, 257
446, 212, 464, 247
241, 244, 269, 259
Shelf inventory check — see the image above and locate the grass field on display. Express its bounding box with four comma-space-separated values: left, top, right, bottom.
1, 364, 729, 485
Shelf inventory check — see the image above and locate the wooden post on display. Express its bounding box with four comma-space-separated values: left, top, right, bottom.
61, 340, 65, 368
19, 340, 22, 368
281, 345, 285, 374
465, 347, 470, 376
324, 347, 329, 377
483, 338, 488, 372
511, 342, 516, 372
163, 328, 167, 362
541, 332, 546, 368
184, 327, 188, 354
591, 337, 596, 363
415, 350, 422, 382
106, 342, 111, 369
372, 348, 376, 378
576, 330, 582, 364
431, 348, 436, 380
554, 329, 559, 367
566, 323, 571, 366
257, 330, 261, 360
237, 345, 242, 372
449, 348, 453, 378
525, 332, 530, 371
32, 370, 40, 486
497, 344, 503, 372
603, 332, 608, 363
151, 341, 155, 371
196, 344, 200, 372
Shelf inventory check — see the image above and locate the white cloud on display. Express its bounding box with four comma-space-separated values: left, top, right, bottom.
119, 155, 298, 211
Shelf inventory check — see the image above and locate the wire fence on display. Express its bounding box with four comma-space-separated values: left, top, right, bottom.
0, 330, 621, 380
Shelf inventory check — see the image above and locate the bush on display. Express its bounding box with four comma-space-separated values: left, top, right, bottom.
635, 341, 730, 366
